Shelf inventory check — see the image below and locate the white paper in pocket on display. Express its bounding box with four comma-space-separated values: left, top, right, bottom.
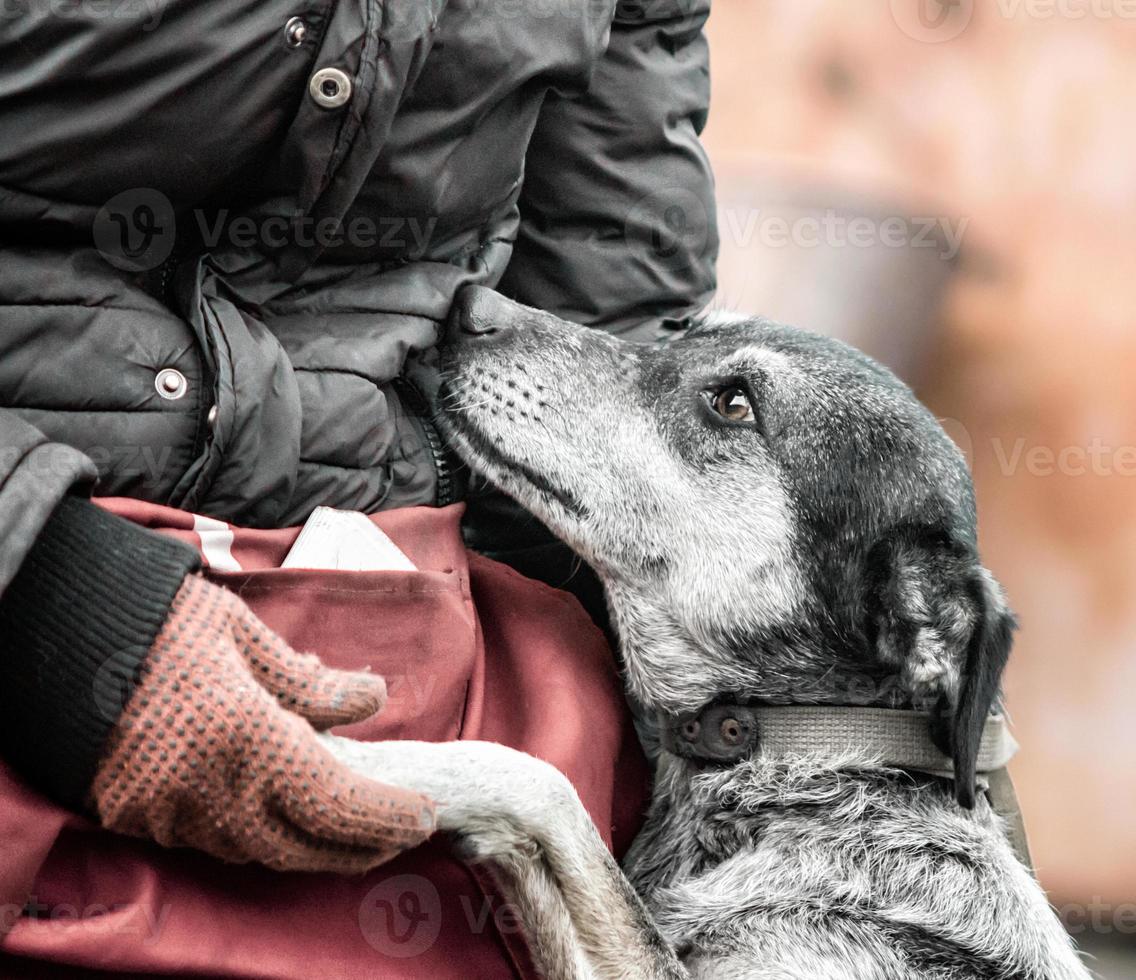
281, 507, 418, 571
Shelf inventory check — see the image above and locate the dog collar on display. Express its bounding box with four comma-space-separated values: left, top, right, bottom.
658, 702, 1031, 871
659, 703, 1018, 777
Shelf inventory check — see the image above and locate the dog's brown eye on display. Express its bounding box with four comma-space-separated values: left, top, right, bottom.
711, 387, 753, 423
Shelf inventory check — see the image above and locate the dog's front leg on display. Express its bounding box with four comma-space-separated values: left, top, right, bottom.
472, 837, 596, 980
324, 736, 687, 980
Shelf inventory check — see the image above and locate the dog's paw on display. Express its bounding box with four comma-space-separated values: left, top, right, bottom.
320, 735, 583, 840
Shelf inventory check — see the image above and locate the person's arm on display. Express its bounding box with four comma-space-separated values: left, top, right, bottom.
0, 414, 433, 871
0, 411, 200, 803
498, 0, 717, 340
0, 476, 198, 808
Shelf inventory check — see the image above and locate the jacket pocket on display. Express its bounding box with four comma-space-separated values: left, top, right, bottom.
205, 565, 480, 743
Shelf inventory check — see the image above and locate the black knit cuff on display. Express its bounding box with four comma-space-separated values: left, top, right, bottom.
0, 496, 201, 810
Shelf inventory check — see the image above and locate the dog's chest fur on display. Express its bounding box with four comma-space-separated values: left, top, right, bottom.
623, 754, 1087, 980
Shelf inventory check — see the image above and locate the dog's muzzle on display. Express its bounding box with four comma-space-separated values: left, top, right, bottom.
660, 703, 760, 763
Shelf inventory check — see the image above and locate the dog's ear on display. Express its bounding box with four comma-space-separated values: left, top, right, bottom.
864, 525, 1016, 808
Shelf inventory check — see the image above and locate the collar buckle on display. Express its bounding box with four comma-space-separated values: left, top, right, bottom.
662, 703, 760, 764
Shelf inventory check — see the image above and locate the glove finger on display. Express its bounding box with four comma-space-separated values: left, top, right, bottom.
275, 742, 436, 869
230, 607, 387, 729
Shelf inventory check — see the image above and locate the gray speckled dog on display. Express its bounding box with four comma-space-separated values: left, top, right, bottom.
328, 287, 1089, 980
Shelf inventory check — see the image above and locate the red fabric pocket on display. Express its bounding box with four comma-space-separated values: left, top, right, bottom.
206, 566, 480, 744
0, 500, 648, 978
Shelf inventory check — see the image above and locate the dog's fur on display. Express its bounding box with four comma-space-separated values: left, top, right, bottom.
328, 289, 1089, 979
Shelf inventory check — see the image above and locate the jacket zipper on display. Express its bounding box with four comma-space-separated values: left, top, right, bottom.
156, 254, 178, 305
392, 377, 455, 508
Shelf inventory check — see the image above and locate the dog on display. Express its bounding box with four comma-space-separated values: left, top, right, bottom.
327, 286, 1090, 979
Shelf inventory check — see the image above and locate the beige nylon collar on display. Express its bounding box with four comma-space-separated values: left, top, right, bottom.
661, 703, 1018, 777
748, 705, 1017, 776
660, 703, 1032, 871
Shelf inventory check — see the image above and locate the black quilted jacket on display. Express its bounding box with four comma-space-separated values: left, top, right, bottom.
0, 0, 715, 806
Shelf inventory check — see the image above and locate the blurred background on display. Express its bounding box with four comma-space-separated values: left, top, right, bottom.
701, 2, 1135, 976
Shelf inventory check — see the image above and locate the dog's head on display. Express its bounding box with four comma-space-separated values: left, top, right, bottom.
438, 287, 1014, 806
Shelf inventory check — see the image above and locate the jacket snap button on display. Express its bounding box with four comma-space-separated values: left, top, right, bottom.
309, 68, 352, 109
155, 368, 188, 400
207, 404, 219, 428
284, 16, 308, 47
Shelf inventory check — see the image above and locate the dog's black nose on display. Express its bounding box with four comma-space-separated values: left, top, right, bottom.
448, 285, 521, 343
453, 285, 501, 336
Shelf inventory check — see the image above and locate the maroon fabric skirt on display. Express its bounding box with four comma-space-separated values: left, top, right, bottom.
0, 500, 648, 978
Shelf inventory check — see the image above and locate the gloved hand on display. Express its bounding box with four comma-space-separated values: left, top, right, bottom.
90, 574, 435, 873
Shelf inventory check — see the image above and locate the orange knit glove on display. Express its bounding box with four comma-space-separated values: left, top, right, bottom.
90, 574, 435, 873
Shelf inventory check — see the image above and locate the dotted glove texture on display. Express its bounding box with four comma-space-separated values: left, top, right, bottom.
90, 574, 435, 873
